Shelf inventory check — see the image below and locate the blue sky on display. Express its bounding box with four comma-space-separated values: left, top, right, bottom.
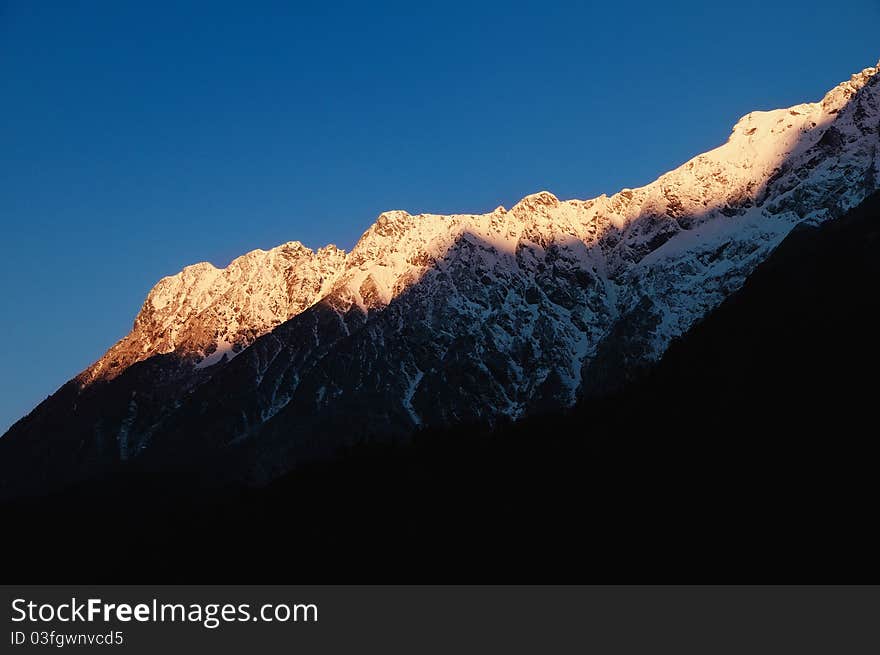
1, 0, 878, 432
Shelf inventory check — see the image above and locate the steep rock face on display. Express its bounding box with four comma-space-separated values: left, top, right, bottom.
3, 60, 879, 492
81, 242, 346, 384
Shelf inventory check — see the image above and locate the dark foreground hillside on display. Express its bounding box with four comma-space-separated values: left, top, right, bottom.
3, 192, 879, 582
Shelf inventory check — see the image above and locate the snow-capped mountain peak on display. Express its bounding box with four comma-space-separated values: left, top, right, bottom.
82, 59, 879, 394
81, 239, 346, 383
49, 59, 876, 463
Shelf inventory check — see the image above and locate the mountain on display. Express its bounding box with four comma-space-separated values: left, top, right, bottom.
5, 189, 879, 581
2, 60, 879, 497
81, 241, 346, 385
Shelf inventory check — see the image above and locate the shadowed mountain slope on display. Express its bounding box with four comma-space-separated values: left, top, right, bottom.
2, 190, 878, 581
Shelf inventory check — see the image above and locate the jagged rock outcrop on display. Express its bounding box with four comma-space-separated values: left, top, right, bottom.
3, 60, 879, 494
81, 241, 345, 384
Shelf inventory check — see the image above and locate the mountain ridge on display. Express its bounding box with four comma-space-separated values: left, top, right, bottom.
76, 59, 880, 389
3, 59, 879, 495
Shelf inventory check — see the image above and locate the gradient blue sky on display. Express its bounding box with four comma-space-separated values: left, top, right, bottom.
1, 0, 878, 432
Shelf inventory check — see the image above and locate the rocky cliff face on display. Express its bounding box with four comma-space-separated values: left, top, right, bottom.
81, 241, 346, 384
3, 60, 879, 493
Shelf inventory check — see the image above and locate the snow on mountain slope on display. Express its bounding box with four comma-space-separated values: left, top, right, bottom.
109, 59, 879, 480
80, 60, 879, 396
81, 241, 345, 384
257, 60, 880, 410
4, 60, 878, 491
